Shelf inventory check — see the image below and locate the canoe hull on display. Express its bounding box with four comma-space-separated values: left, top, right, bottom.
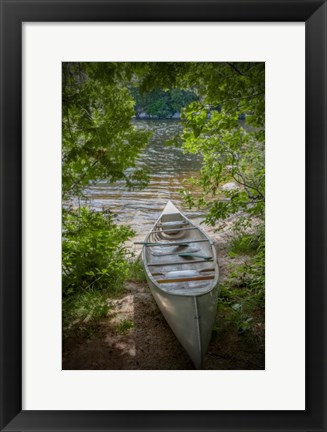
141, 200, 219, 369
145, 273, 219, 368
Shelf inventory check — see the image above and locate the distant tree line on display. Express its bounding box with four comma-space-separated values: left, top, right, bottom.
129, 87, 198, 118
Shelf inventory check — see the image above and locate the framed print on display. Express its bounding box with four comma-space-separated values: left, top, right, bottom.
0, 1, 326, 431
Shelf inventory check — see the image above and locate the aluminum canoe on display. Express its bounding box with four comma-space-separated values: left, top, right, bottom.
140, 200, 219, 369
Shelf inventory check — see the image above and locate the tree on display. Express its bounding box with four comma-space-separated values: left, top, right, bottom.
62, 62, 150, 200
133, 62, 265, 301
62, 63, 151, 301
133, 62, 265, 226
129, 86, 197, 118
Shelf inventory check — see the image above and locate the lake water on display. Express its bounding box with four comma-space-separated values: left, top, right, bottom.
84, 120, 205, 239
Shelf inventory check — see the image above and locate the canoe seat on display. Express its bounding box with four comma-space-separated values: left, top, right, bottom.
158, 221, 189, 227
157, 275, 215, 284
152, 247, 200, 257
178, 253, 212, 260
164, 270, 202, 278
151, 227, 197, 234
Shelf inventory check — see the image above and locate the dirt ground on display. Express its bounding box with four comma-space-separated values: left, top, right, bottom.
63, 224, 265, 370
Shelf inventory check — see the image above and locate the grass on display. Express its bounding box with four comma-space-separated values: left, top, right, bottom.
229, 232, 260, 257
127, 258, 147, 282
217, 228, 265, 341
62, 289, 111, 339
63, 257, 146, 340
115, 319, 134, 334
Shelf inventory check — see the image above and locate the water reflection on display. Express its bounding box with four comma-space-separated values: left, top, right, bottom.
84, 120, 204, 236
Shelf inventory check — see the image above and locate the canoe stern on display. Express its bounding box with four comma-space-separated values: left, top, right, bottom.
145, 272, 219, 369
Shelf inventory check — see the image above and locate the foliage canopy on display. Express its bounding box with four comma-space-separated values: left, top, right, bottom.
132, 62, 265, 226
62, 63, 151, 333
62, 62, 151, 200
62, 62, 265, 336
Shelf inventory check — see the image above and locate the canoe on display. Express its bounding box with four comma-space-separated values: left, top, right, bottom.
139, 200, 219, 369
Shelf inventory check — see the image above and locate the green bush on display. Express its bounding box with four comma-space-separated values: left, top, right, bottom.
217, 226, 265, 336
62, 207, 135, 297
230, 232, 261, 256
229, 226, 265, 298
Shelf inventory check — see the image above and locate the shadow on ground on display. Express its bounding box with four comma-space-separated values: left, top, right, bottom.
63, 223, 264, 370
62, 281, 264, 370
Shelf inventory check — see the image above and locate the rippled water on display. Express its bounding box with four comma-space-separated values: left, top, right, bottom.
84, 120, 205, 237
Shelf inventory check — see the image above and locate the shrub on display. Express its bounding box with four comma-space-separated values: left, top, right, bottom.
217, 225, 265, 336
62, 207, 135, 297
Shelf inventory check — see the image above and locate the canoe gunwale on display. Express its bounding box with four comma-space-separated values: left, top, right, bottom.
142, 202, 219, 298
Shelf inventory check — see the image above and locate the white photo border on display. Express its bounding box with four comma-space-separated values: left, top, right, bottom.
22, 22, 305, 411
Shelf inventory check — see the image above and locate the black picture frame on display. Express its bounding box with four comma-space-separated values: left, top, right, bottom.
1, 1, 326, 431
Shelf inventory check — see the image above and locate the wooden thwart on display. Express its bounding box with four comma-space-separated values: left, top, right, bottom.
152, 268, 214, 276
135, 239, 210, 246
147, 258, 213, 266
157, 275, 215, 284
152, 248, 200, 256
